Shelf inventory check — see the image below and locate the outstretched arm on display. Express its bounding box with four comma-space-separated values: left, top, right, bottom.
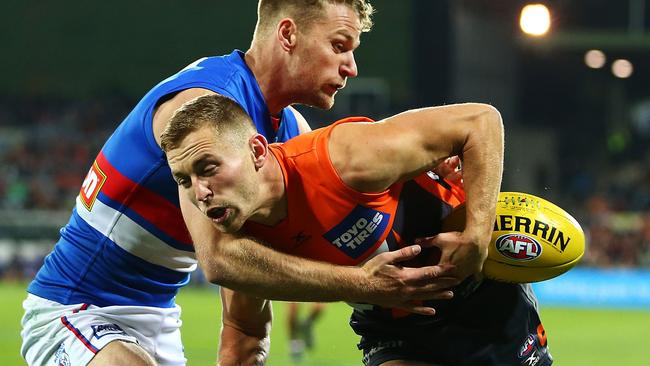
180, 196, 458, 312
329, 103, 505, 280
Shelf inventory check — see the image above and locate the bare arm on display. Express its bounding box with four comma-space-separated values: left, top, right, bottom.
218, 288, 272, 366
180, 196, 458, 307
329, 103, 504, 279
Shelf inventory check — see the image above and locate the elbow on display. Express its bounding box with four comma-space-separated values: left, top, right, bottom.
488, 105, 504, 134
198, 256, 231, 286
487, 105, 505, 147
471, 104, 504, 146
474, 103, 503, 131
457, 104, 504, 159
203, 270, 224, 286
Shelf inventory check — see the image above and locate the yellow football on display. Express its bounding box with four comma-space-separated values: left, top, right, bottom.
442, 192, 585, 283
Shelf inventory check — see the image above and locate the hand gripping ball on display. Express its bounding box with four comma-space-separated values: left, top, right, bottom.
443, 192, 585, 283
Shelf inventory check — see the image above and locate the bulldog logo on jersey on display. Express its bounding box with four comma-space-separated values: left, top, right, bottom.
495, 234, 542, 261
80, 161, 107, 211
54, 343, 71, 366
323, 205, 390, 259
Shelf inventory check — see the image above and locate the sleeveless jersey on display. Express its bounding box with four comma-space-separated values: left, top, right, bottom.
245, 117, 544, 352
28, 50, 301, 308
244, 117, 468, 319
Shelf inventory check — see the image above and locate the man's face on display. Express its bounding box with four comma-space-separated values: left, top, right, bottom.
289, 3, 362, 109
167, 126, 260, 233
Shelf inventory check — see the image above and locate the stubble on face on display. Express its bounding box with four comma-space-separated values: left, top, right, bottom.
290, 3, 362, 110
214, 178, 260, 234
168, 127, 262, 234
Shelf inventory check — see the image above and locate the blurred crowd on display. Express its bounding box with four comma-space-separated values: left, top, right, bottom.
578, 180, 650, 268
0, 97, 648, 283
0, 97, 129, 210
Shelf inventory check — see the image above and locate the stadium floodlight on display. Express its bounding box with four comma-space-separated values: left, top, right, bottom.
520, 4, 551, 36
611, 59, 634, 78
585, 49, 607, 69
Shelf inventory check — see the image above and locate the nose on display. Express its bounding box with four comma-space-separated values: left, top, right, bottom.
340, 52, 358, 78
193, 177, 212, 203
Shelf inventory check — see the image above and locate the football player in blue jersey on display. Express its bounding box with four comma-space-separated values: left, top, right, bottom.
21, 1, 461, 366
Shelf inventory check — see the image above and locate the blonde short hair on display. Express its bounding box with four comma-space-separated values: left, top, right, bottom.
255, 0, 374, 37
160, 94, 255, 153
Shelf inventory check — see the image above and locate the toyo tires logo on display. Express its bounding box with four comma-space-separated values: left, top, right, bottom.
495, 233, 542, 261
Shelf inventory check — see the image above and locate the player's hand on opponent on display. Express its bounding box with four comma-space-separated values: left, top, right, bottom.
415, 230, 488, 283
432, 156, 463, 187
360, 244, 461, 316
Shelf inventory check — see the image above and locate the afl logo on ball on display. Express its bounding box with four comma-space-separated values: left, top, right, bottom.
495, 234, 542, 261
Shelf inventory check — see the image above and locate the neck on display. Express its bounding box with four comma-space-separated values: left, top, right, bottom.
250, 147, 287, 226
245, 45, 292, 116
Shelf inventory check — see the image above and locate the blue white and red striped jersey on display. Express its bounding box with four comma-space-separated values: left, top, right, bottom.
27, 50, 301, 308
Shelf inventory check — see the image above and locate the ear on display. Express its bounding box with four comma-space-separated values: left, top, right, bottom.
276, 18, 298, 52
249, 134, 269, 169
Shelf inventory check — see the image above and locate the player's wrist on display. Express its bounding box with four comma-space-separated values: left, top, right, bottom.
325, 265, 381, 304
461, 226, 492, 251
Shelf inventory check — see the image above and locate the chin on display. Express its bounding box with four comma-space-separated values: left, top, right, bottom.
322, 99, 335, 110
310, 96, 335, 110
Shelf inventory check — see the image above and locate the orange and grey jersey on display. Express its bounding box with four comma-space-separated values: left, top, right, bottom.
244, 116, 464, 265
244, 116, 466, 319
245, 118, 549, 366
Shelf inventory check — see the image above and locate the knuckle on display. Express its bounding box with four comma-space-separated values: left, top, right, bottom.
428, 267, 440, 278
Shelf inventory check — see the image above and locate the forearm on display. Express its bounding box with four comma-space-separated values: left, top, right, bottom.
199, 234, 367, 302
460, 106, 504, 245
182, 193, 456, 310
181, 192, 365, 301
219, 324, 269, 366
218, 288, 272, 365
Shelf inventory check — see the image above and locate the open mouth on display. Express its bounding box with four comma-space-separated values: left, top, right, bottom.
206, 207, 229, 224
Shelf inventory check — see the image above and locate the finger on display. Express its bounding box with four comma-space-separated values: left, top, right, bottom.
437, 290, 455, 300
401, 264, 457, 283
447, 155, 461, 169
433, 159, 454, 177
410, 275, 461, 290
377, 244, 422, 264
415, 290, 455, 301
416, 232, 461, 250
395, 305, 436, 316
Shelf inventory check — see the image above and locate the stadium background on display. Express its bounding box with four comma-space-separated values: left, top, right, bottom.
1, 0, 649, 365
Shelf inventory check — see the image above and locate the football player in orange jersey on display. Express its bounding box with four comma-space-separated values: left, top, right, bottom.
161, 94, 551, 366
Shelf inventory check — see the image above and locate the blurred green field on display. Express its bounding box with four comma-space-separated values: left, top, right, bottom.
3, 282, 649, 365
